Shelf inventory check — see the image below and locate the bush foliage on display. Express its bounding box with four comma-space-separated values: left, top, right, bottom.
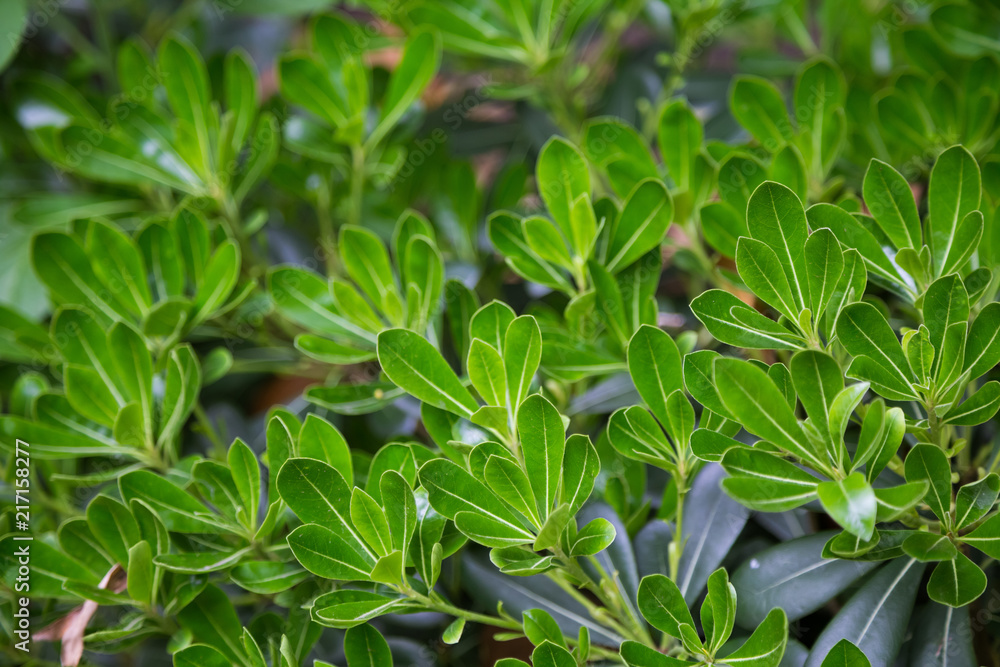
2, 2, 1000, 667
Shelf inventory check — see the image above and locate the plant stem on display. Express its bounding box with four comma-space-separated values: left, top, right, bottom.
350, 145, 365, 228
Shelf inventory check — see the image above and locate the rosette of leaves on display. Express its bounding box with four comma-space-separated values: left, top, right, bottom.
12, 34, 277, 222
873, 14, 1000, 165
488, 135, 669, 378
268, 209, 446, 414
576, 104, 718, 279
389, 0, 643, 129
670, 150, 1000, 636
0, 421, 319, 665
277, 13, 442, 242
0, 304, 202, 471
29, 210, 248, 347
728, 57, 847, 202
692, 180, 865, 351
849, 145, 992, 302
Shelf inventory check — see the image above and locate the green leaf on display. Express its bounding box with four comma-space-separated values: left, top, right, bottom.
350, 488, 393, 558
862, 159, 921, 249
442, 617, 465, 644
964, 302, 1000, 380
312, 590, 412, 628
658, 100, 702, 191
537, 137, 590, 240
928, 146, 981, 275
505, 316, 542, 414
700, 201, 747, 258
939, 210, 983, 276
419, 459, 534, 545
33, 232, 125, 325
620, 641, 689, 666
605, 179, 672, 273
155, 548, 252, 574
174, 646, 231, 667
583, 118, 659, 198
377, 329, 478, 417
804, 558, 924, 667
523, 609, 566, 648
570, 518, 616, 556
119, 470, 222, 533
817, 473, 877, 541
903, 444, 952, 524
524, 216, 573, 268
192, 241, 240, 324
341, 225, 401, 320
86, 220, 152, 315
819, 640, 871, 667
836, 303, 916, 400
231, 561, 308, 595
468, 339, 508, 407
87, 496, 140, 567
790, 350, 843, 454
372, 29, 440, 147
691, 289, 803, 351
961, 512, 1000, 558
730, 76, 794, 148
531, 641, 576, 667
874, 481, 928, 521
627, 325, 683, 429
344, 624, 392, 667
805, 228, 844, 317
922, 275, 969, 365
943, 380, 1000, 425
954, 473, 999, 530
486, 454, 539, 527
159, 34, 213, 171
637, 574, 694, 638
714, 358, 825, 471
279, 54, 348, 126
723, 608, 787, 667
286, 523, 375, 581
927, 553, 987, 607
746, 182, 809, 309
298, 414, 352, 484
908, 602, 976, 666
701, 568, 737, 654
560, 434, 599, 514
176, 585, 245, 665
517, 394, 566, 521
901, 532, 958, 562
736, 236, 799, 322
470, 301, 516, 353
269, 266, 375, 346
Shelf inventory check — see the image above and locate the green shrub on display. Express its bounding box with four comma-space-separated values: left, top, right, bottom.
1, 2, 999, 667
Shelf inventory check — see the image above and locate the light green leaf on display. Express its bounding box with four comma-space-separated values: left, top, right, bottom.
518, 394, 566, 521
637, 574, 694, 638
730, 76, 794, 148
927, 553, 987, 607
818, 473, 877, 541
862, 159, 921, 249
468, 339, 508, 408
605, 179, 672, 273
627, 325, 683, 429
377, 329, 479, 417
928, 146, 980, 275
903, 444, 952, 524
